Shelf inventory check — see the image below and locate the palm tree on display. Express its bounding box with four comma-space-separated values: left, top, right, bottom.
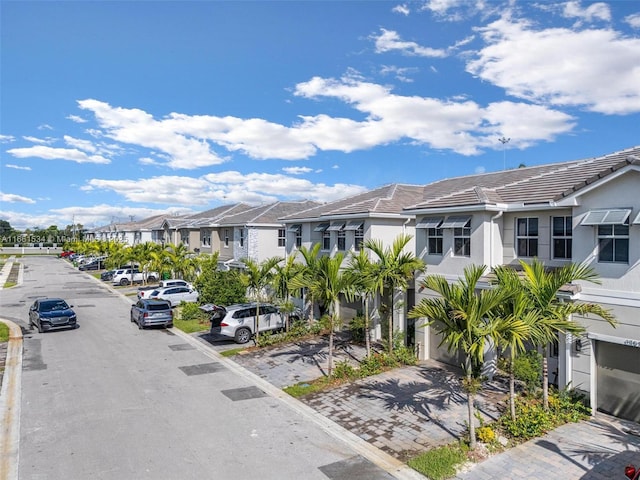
345, 248, 377, 357
294, 244, 322, 324
166, 243, 191, 279
492, 266, 543, 421
273, 255, 304, 331
513, 258, 616, 410
365, 234, 424, 354
241, 257, 283, 341
409, 264, 509, 450
304, 253, 351, 377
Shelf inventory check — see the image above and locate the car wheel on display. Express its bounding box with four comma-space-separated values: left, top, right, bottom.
234, 327, 252, 344
148, 275, 157, 282
37, 321, 43, 334
130, 313, 135, 323
120, 278, 130, 286
138, 320, 143, 330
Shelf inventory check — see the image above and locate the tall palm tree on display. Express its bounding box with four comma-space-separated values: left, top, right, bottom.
346, 248, 377, 357
241, 257, 283, 341
304, 253, 352, 377
492, 266, 543, 421
365, 234, 424, 354
294, 243, 322, 324
409, 264, 509, 450
166, 243, 191, 279
514, 258, 616, 410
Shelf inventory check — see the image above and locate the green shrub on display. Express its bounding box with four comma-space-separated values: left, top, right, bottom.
513, 350, 543, 393
393, 344, 417, 366
0, 322, 9, 343
179, 302, 207, 322
349, 316, 366, 343
333, 360, 357, 379
499, 389, 590, 440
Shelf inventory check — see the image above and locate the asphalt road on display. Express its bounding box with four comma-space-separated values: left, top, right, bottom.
0, 256, 397, 480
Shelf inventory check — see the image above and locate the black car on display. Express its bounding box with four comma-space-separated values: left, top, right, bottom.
79, 259, 106, 271
101, 269, 116, 281
130, 298, 173, 329
29, 298, 77, 333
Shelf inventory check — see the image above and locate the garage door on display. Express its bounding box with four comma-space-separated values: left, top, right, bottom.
596, 341, 640, 422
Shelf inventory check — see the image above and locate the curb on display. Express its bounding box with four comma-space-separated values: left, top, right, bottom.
170, 327, 426, 480
0, 319, 23, 480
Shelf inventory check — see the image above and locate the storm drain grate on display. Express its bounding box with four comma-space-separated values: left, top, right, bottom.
179, 363, 224, 376
318, 455, 395, 480
168, 343, 195, 351
221, 386, 268, 402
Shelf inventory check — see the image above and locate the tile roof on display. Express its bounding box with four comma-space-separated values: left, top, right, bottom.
280, 184, 426, 221
219, 200, 321, 225
406, 146, 640, 210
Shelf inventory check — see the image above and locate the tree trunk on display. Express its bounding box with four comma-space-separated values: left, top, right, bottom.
388, 288, 394, 355
327, 318, 334, 378
509, 366, 516, 421
542, 352, 549, 411
254, 299, 260, 343
467, 382, 477, 450
364, 296, 371, 358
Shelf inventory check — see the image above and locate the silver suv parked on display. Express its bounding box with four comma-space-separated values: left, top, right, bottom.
208, 303, 287, 343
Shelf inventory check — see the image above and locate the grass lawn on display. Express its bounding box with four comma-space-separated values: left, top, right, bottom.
173, 316, 210, 334
0, 322, 10, 342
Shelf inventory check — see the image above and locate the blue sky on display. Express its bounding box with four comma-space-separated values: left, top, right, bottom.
1, 0, 639, 231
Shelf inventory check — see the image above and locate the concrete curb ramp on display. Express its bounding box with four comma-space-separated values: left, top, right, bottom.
0, 319, 22, 480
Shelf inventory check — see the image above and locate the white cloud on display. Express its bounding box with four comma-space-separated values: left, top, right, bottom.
5, 164, 32, 171
23, 135, 55, 144
626, 13, 640, 29
83, 171, 366, 206
294, 74, 574, 154
0, 134, 15, 143
467, 17, 640, 114
63, 135, 97, 153
282, 166, 313, 174
51, 204, 191, 229
474, 166, 486, 174
392, 4, 410, 16
380, 65, 418, 82
563, 1, 611, 25
38, 124, 53, 131
0, 192, 36, 204
371, 29, 448, 57
67, 114, 88, 123
7, 146, 111, 164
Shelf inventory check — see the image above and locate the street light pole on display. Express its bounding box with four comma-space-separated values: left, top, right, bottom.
498, 137, 510, 170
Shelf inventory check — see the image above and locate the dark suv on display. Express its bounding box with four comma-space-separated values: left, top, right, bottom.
130, 299, 173, 329
29, 298, 77, 333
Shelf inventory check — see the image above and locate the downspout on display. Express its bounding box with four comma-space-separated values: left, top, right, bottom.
489, 211, 503, 269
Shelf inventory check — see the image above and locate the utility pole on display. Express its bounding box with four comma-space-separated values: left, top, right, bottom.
499, 137, 510, 170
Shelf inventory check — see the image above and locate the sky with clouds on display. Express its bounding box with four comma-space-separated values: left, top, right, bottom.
1, 0, 639, 230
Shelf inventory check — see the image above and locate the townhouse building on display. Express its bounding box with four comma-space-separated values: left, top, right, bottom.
405, 146, 640, 422
280, 183, 427, 335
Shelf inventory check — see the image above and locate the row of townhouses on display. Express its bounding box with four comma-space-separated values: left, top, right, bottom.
89, 146, 640, 423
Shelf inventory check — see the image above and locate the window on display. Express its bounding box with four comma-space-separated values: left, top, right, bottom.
453, 219, 471, 257
201, 230, 211, 247
598, 223, 629, 263
239, 228, 245, 247
277, 229, 285, 247
322, 230, 331, 250
180, 231, 189, 246
224, 228, 230, 247
427, 227, 443, 255
552, 216, 572, 259
516, 217, 538, 257
295, 230, 302, 248
337, 229, 346, 251
354, 226, 364, 251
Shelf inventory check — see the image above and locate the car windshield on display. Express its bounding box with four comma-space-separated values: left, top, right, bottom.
148, 303, 170, 311
40, 300, 69, 312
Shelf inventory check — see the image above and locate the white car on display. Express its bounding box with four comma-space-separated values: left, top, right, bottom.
208, 303, 289, 343
149, 286, 199, 307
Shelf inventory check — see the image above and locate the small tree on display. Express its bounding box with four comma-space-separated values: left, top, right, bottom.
241, 257, 283, 341
409, 265, 508, 450
365, 234, 424, 354
345, 249, 377, 357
